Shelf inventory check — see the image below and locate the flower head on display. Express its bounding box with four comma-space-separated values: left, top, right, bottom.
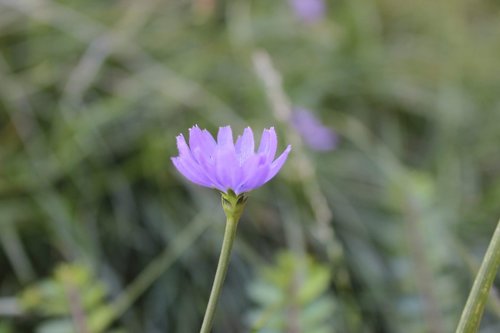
171, 125, 291, 195
291, 108, 338, 151
290, 0, 325, 23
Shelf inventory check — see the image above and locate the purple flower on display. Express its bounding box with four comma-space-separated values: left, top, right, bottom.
172, 126, 291, 195
290, 0, 325, 23
291, 108, 337, 151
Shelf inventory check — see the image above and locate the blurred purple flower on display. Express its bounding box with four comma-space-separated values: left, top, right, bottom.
291, 108, 338, 151
290, 0, 325, 23
172, 126, 291, 195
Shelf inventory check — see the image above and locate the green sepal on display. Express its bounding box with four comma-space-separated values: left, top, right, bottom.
221, 190, 247, 222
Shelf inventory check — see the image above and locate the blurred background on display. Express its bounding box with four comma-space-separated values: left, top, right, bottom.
1, 0, 500, 332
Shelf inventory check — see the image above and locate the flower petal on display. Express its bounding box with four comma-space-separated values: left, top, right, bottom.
176, 134, 192, 158
258, 127, 278, 163
192, 148, 224, 191
237, 163, 270, 194
236, 127, 255, 163
234, 153, 265, 194
175, 134, 208, 178
189, 125, 216, 156
171, 157, 211, 187
215, 147, 241, 192
235, 135, 242, 154
265, 145, 291, 182
217, 126, 234, 148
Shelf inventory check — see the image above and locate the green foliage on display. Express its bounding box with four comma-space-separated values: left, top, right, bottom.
19, 263, 120, 333
247, 251, 336, 332
1, 0, 500, 332
0, 323, 13, 333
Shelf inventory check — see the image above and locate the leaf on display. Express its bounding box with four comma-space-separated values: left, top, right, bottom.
36, 319, 75, 333
297, 265, 331, 304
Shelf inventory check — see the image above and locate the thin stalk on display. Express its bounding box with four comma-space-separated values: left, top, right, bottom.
200, 216, 239, 333
0, 224, 35, 283
111, 215, 208, 315
456, 218, 500, 333
65, 283, 90, 333
90, 214, 209, 332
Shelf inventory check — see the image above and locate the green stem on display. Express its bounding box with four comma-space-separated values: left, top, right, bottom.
456, 218, 500, 333
200, 216, 239, 333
